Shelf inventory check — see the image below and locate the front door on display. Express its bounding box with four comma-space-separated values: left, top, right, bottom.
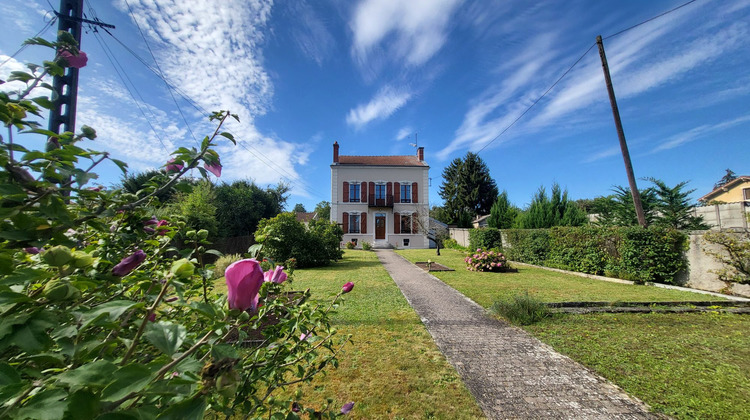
375, 215, 386, 240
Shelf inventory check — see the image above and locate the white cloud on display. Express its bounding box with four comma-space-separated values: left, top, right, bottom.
395, 126, 413, 141
83, 0, 312, 194
285, 1, 336, 66
346, 85, 412, 129
350, 0, 463, 67
652, 113, 750, 153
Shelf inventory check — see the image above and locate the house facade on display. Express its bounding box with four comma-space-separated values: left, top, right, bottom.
698, 176, 750, 204
330, 142, 429, 248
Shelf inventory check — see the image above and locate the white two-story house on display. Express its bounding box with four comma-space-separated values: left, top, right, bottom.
330, 142, 430, 249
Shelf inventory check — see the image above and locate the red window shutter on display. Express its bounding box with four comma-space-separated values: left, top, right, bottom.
394, 182, 400, 202
394, 212, 401, 234
387, 182, 392, 198
361, 212, 367, 234
361, 182, 367, 202
369, 182, 375, 198
412, 182, 418, 203
343, 181, 349, 203
412, 212, 419, 233
342, 212, 349, 233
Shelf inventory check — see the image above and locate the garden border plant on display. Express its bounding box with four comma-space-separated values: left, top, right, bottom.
0, 35, 353, 419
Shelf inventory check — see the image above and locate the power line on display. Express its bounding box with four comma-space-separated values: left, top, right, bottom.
122, 0, 199, 147
88, 4, 326, 199
0, 16, 57, 68
477, 43, 595, 154
603, 0, 699, 40
476, 0, 702, 155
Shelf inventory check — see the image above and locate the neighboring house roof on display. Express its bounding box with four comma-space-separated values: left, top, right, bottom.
337, 155, 428, 167
295, 212, 317, 223
699, 176, 750, 202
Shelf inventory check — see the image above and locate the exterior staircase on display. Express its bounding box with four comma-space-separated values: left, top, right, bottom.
372, 240, 394, 249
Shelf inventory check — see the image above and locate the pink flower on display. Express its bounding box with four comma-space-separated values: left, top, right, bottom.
165, 296, 178, 303
59, 50, 88, 68
342, 282, 354, 293
112, 250, 147, 276
155, 219, 169, 235
148, 313, 156, 322
225, 259, 264, 312
204, 161, 222, 177
143, 217, 158, 226
299, 332, 310, 341
166, 158, 183, 173
24, 247, 40, 254
264, 265, 287, 284
341, 402, 355, 414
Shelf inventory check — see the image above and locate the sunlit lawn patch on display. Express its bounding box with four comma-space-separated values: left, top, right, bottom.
398, 248, 746, 419
396, 248, 723, 307
527, 313, 750, 419
214, 250, 483, 418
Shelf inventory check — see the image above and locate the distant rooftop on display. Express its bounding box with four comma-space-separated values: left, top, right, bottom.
337, 155, 428, 167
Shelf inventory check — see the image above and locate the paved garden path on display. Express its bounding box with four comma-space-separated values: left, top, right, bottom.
375, 250, 657, 419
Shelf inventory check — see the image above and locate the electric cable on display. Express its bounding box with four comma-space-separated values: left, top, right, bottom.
0, 15, 57, 68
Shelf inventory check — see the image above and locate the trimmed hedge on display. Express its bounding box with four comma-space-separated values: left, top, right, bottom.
469, 228, 502, 251
502, 226, 688, 285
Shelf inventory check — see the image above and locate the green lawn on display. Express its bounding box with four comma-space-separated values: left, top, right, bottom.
396, 248, 724, 306
397, 248, 749, 419
249, 250, 484, 419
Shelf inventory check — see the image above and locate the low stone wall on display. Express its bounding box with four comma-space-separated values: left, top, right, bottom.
449, 228, 470, 247
683, 232, 750, 297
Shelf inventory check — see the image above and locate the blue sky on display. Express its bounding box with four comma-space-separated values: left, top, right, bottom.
2, 0, 748, 211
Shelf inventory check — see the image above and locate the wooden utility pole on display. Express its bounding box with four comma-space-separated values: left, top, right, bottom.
596, 35, 648, 227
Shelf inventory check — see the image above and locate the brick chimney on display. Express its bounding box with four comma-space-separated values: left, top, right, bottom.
333, 141, 339, 163
417, 146, 424, 161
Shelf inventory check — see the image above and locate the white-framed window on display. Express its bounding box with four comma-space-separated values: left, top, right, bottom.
400, 184, 411, 203
349, 183, 360, 202
349, 213, 360, 233
400, 213, 412, 234
403, 239, 410, 247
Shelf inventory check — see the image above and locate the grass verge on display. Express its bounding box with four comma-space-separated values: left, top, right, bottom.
396, 249, 724, 306
216, 250, 484, 419
398, 248, 748, 419
527, 313, 750, 419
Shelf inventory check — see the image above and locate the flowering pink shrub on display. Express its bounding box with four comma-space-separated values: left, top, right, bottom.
464, 248, 510, 272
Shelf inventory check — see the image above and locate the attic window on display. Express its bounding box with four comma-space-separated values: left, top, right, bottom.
744, 188, 750, 200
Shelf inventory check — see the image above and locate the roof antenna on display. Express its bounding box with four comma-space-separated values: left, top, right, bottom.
408, 132, 418, 149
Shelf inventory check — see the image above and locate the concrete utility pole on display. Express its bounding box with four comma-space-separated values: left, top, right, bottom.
596, 35, 648, 228
48, 0, 115, 137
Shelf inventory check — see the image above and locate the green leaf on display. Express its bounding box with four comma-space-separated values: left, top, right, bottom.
0, 362, 21, 385
1, 268, 52, 287
0, 290, 31, 305
188, 301, 218, 319
101, 364, 153, 402
0, 183, 25, 196
204, 249, 223, 257
8, 71, 34, 83
32, 96, 54, 109
155, 395, 206, 420
63, 389, 100, 420
0, 229, 34, 241
210, 344, 239, 360
144, 322, 186, 356
57, 359, 117, 390
219, 132, 236, 145
80, 300, 140, 330
111, 159, 129, 174
10, 319, 54, 352
16, 388, 67, 420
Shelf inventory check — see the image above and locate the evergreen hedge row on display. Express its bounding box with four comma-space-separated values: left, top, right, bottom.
468, 228, 503, 251
498, 226, 689, 285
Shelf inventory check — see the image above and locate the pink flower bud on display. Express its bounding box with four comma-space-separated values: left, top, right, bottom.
342, 282, 354, 293
263, 265, 287, 284
225, 259, 264, 312
204, 161, 222, 177
112, 250, 147, 276
59, 50, 88, 68
166, 158, 183, 173
341, 402, 355, 414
